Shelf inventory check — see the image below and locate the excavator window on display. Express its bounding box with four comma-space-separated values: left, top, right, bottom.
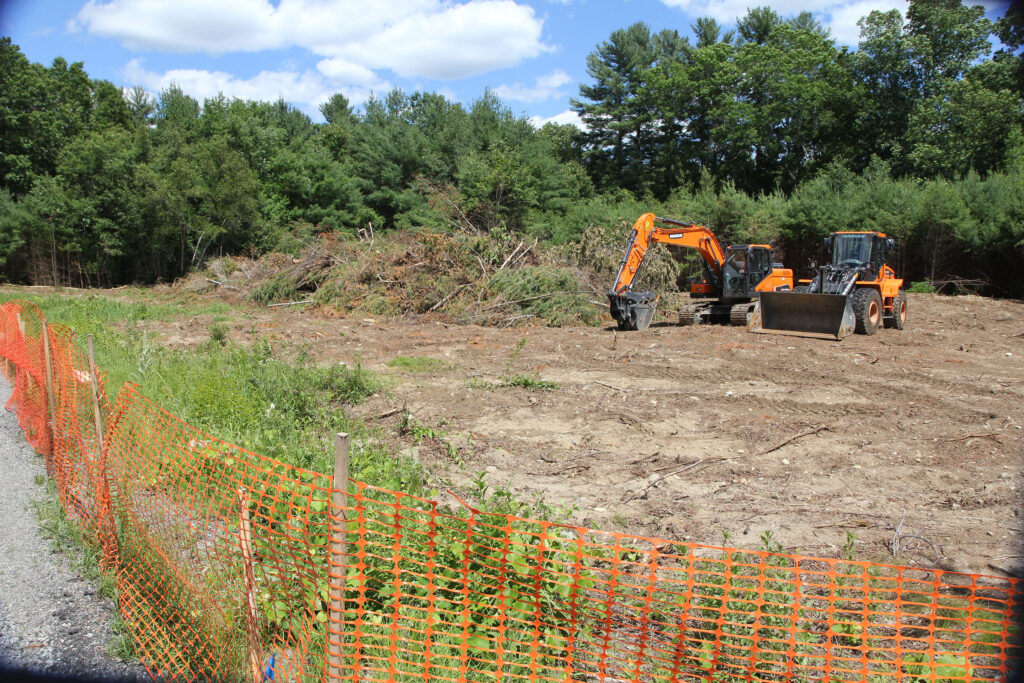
748, 248, 770, 285
730, 249, 748, 273
723, 248, 752, 295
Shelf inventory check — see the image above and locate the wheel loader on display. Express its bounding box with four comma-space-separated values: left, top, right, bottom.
751, 231, 907, 340
608, 213, 794, 331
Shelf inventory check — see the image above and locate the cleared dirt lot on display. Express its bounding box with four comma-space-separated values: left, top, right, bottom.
140, 291, 1024, 577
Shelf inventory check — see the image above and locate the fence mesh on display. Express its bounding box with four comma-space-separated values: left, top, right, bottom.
0, 299, 1021, 682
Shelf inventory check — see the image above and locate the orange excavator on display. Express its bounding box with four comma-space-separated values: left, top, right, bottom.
608, 213, 794, 331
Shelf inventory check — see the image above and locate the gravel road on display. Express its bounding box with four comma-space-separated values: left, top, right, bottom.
0, 381, 147, 681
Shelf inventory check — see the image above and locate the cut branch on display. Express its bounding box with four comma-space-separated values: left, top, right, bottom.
428, 284, 466, 312
621, 458, 723, 503
760, 425, 830, 456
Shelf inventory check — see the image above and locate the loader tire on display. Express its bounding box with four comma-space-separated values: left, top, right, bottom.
852, 288, 882, 335
884, 289, 907, 330
793, 285, 809, 293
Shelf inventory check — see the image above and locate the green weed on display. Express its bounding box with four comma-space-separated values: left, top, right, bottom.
496, 336, 558, 390
208, 322, 228, 346
759, 529, 783, 554
907, 280, 936, 293
842, 530, 857, 560
500, 374, 558, 391
386, 355, 448, 372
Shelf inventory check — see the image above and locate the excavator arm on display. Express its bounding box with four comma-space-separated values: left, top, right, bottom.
610, 214, 729, 295
608, 213, 729, 330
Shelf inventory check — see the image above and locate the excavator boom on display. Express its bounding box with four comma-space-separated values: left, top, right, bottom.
608, 213, 730, 331
610, 213, 728, 296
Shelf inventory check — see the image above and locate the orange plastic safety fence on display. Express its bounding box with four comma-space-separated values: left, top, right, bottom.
0, 300, 1021, 683
102, 384, 334, 680
327, 483, 1023, 682
0, 301, 50, 457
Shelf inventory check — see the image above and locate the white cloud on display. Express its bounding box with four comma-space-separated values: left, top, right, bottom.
337, 2, 549, 79
658, 0, 907, 47
69, 0, 279, 52
529, 109, 583, 129
435, 87, 459, 102
316, 58, 380, 87
122, 57, 386, 118
495, 70, 571, 103
72, 0, 548, 80
825, 0, 905, 45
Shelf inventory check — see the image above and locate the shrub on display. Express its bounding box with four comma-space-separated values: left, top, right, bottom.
907, 280, 936, 293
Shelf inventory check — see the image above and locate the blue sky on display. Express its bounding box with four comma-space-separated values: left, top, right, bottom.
0, 0, 1012, 126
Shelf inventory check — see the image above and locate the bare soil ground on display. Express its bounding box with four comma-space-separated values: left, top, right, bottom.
131, 291, 1024, 578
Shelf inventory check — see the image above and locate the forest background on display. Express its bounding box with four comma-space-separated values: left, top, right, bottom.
1, 0, 1023, 298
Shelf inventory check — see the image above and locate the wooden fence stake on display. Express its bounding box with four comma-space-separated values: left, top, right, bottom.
327, 432, 351, 680
42, 321, 57, 475
86, 335, 105, 453
238, 488, 263, 683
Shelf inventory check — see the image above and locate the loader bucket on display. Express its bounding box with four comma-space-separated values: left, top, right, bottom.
751, 291, 855, 340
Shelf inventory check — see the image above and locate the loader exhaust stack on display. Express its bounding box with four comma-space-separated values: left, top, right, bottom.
751, 291, 856, 340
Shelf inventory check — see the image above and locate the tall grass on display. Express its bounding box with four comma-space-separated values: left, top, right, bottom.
0, 290, 429, 494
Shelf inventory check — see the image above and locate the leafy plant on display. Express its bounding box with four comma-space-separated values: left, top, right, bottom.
908, 280, 937, 293
208, 322, 228, 346
500, 374, 558, 391
842, 530, 857, 560
759, 529, 783, 554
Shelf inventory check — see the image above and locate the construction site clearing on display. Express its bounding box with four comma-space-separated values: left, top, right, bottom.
83, 287, 1019, 580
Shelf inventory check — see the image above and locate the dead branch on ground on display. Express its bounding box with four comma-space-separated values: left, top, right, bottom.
428, 284, 466, 312
621, 458, 725, 503
268, 299, 313, 307
760, 425, 830, 456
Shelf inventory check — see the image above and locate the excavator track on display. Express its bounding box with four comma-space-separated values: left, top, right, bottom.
729, 303, 754, 326
678, 303, 706, 326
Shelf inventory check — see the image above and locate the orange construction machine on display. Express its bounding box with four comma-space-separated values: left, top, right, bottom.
752, 231, 907, 340
608, 213, 794, 331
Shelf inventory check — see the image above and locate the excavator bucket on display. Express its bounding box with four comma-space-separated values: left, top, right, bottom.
608, 291, 658, 331
751, 291, 855, 340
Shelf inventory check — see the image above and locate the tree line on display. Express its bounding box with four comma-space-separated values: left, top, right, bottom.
1, 0, 1022, 296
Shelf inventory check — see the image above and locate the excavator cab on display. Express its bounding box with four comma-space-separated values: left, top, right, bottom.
722, 246, 772, 299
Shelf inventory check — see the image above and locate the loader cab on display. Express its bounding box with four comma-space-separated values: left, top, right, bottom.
722, 245, 772, 298
825, 232, 894, 280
